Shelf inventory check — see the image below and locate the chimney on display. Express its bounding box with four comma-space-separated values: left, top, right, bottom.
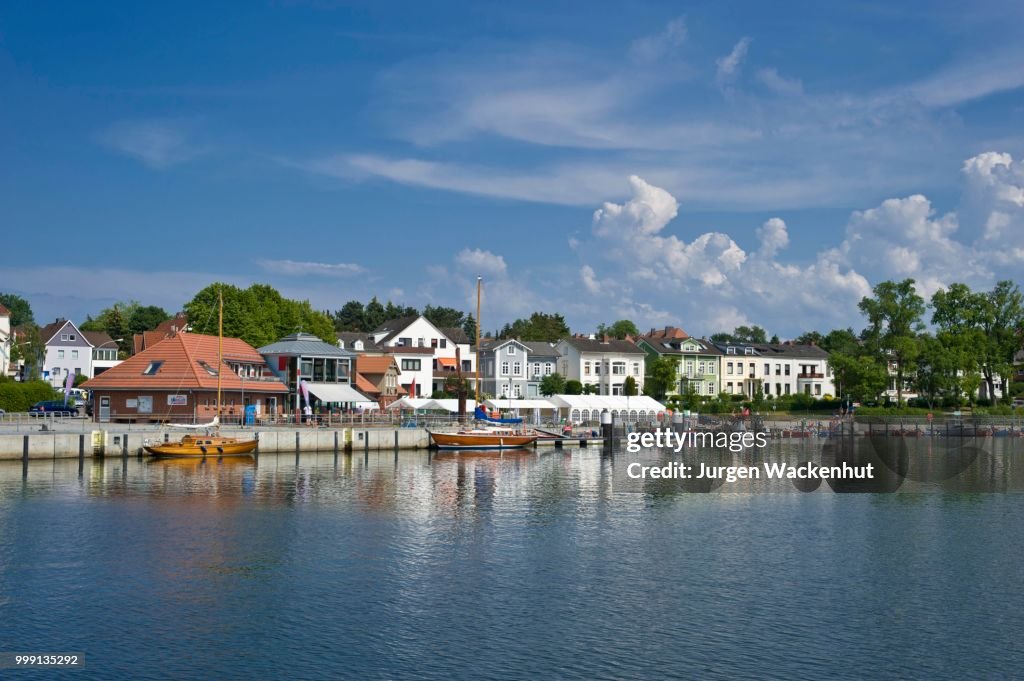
602, 334, 610, 343
649, 327, 656, 337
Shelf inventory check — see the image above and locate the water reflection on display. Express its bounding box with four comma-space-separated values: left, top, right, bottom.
1, 439, 1022, 508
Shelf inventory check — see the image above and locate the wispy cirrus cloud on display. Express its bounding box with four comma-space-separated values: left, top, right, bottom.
96, 119, 209, 169
256, 259, 367, 277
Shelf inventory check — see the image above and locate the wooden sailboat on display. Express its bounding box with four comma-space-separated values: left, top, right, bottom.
144, 291, 259, 458
428, 277, 539, 450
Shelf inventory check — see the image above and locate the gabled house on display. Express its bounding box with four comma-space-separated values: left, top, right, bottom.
82, 332, 287, 423
556, 336, 646, 395
369, 315, 476, 398
82, 331, 120, 377
637, 328, 721, 397
353, 355, 404, 407
39, 319, 115, 387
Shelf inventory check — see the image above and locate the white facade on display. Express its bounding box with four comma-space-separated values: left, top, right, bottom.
715, 343, 835, 399
371, 316, 476, 398
555, 338, 645, 395
43, 320, 93, 387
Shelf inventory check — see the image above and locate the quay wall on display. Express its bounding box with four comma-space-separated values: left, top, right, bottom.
0, 427, 433, 460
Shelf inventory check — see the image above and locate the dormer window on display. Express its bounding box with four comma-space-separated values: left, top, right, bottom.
197, 360, 219, 377
744, 347, 753, 355
143, 361, 163, 375
727, 347, 736, 355
354, 341, 363, 350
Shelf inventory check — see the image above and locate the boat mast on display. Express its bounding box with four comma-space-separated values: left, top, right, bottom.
217, 288, 223, 431
475, 276, 481, 406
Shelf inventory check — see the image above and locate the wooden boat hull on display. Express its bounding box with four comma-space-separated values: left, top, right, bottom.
144, 436, 258, 458
429, 431, 538, 450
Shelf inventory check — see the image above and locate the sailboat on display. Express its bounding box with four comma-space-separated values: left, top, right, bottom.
427, 277, 540, 450
143, 290, 259, 458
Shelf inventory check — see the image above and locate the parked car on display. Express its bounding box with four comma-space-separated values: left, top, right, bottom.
29, 401, 79, 417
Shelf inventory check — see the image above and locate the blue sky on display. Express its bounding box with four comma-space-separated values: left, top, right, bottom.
3, 1, 1024, 337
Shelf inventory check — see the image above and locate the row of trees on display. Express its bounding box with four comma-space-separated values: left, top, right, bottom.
80, 301, 172, 355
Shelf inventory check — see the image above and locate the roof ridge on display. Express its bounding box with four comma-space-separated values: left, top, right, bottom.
177, 333, 205, 387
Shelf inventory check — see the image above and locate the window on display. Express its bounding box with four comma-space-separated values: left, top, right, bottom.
737, 362, 744, 373
727, 362, 733, 375
513, 384, 522, 398
815, 384, 821, 396
439, 339, 446, 348
764, 383, 771, 394
75, 368, 82, 376
785, 365, 791, 376
501, 361, 510, 375
512, 362, 521, 375
726, 382, 733, 392
401, 359, 421, 371
612, 362, 626, 375
584, 362, 591, 376
776, 383, 782, 395
417, 338, 425, 347
71, 349, 78, 359
545, 363, 553, 375
354, 341, 363, 350
785, 384, 791, 395
58, 349, 65, 359
632, 362, 640, 376
594, 362, 601, 376
707, 383, 714, 395
398, 337, 411, 347
197, 360, 219, 377
143, 361, 163, 375
532, 362, 541, 377
508, 346, 516, 356
726, 346, 736, 354
61, 334, 68, 341
764, 363, 770, 375
431, 338, 438, 348
744, 347, 753, 355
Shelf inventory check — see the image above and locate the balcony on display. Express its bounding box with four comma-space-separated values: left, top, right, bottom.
798, 372, 825, 379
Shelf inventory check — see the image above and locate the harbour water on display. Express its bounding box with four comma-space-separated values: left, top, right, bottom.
1, 440, 1022, 679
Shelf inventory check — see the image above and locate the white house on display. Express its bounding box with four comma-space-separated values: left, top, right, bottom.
40, 319, 122, 387
368, 316, 476, 398
555, 336, 646, 395
713, 341, 835, 399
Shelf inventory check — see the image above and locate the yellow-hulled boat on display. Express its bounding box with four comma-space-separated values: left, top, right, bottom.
144, 434, 258, 458
145, 288, 257, 459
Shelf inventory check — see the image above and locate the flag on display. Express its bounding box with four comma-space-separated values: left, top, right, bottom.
63, 370, 75, 405
299, 379, 310, 408
408, 377, 416, 398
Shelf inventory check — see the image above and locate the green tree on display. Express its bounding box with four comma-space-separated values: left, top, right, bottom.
383, 301, 419, 321
423, 305, 466, 329
623, 375, 638, 397
539, 372, 566, 396
564, 379, 584, 395
794, 331, 824, 346
582, 383, 600, 395
0, 293, 34, 327
596, 319, 639, 339
462, 314, 477, 342
823, 328, 860, 355
643, 355, 679, 400
858, 279, 926, 404
185, 283, 335, 348
128, 305, 171, 335
498, 312, 570, 341
10, 325, 44, 380
364, 297, 387, 330
331, 300, 366, 331
828, 352, 888, 403
732, 325, 768, 343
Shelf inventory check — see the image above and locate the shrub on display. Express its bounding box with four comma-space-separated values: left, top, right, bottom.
0, 381, 60, 412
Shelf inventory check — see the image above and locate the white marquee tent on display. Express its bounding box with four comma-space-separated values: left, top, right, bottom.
547, 395, 666, 423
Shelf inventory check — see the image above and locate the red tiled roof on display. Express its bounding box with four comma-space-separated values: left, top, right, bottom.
83, 332, 287, 393
355, 356, 398, 374
354, 373, 379, 395
0, 303, 10, 316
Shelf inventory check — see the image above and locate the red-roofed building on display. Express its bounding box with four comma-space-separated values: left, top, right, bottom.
82, 332, 287, 423
354, 355, 404, 407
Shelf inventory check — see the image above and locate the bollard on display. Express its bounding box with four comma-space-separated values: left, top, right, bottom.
364, 431, 369, 454
23, 434, 29, 463
295, 430, 300, 454
601, 410, 613, 453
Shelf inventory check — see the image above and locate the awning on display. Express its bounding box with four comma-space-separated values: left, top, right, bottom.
304, 382, 372, 404
437, 357, 457, 368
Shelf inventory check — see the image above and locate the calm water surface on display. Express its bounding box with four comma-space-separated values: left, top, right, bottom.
1, 441, 1022, 680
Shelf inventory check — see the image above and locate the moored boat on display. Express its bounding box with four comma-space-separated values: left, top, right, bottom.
429, 427, 539, 449
144, 434, 258, 457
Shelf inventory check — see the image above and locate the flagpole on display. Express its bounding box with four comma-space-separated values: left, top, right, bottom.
475, 276, 481, 406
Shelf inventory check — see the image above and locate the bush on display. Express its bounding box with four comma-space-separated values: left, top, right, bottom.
0, 381, 60, 413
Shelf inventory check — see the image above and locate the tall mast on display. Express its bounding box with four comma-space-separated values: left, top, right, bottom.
217, 288, 223, 428
475, 276, 481, 405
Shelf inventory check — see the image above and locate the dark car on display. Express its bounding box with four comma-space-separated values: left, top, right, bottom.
29, 401, 80, 417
